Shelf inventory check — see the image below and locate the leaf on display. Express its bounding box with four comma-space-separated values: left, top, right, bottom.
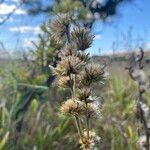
18, 83, 48, 90
0, 132, 9, 150
127, 126, 133, 139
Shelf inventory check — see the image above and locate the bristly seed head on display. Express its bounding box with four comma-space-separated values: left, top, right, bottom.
59, 44, 76, 57
84, 101, 101, 118
76, 88, 92, 101
57, 76, 70, 88
60, 99, 84, 116
50, 15, 70, 39
76, 51, 90, 63
79, 131, 101, 150
71, 27, 94, 51
54, 55, 85, 75
80, 63, 105, 86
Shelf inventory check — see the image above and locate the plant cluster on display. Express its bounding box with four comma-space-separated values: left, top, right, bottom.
49, 15, 107, 150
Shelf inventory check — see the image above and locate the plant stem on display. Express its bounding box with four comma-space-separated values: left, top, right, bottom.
73, 74, 76, 99
75, 116, 83, 140
69, 74, 73, 97
66, 23, 71, 43
86, 116, 90, 139
70, 74, 83, 141
86, 103, 90, 139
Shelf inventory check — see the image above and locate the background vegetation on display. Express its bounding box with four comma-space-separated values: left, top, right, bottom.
0, 0, 150, 150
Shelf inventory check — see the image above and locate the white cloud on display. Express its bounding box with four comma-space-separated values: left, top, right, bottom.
8, 0, 24, 4
9, 26, 41, 34
11, 0, 20, 2
144, 42, 150, 50
23, 38, 35, 48
94, 34, 101, 40
0, 4, 26, 15
5, 0, 19, 1
23, 38, 39, 50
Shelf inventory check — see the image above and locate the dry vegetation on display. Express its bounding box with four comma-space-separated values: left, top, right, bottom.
0, 0, 150, 148
0, 50, 149, 149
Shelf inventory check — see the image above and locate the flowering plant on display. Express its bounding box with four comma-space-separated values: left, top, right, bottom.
49, 15, 107, 149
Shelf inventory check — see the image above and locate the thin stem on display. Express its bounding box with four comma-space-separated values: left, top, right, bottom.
73, 74, 76, 99
70, 74, 76, 100
78, 117, 83, 136
66, 24, 71, 43
146, 134, 150, 150
70, 74, 83, 141
86, 103, 90, 139
69, 74, 74, 98
86, 116, 90, 139
75, 116, 83, 140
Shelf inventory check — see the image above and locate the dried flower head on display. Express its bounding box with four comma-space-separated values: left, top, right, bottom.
81, 64, 105, 86
87, 96, 101, 103
84, 101, 101, 117
79, 131, 101, 150
76, 88, 92, 101
57, 76, 70, 88
76, 51, 90, 62
54, 55, 85, 75
51, 15, 70, 38
50, 35, 64, 50
60, 99, 84, 116
59, 44, 76, 57
71, 27, 93, 51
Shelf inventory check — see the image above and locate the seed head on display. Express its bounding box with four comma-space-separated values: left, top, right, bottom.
55, 55, 85, 75
50, 35, 64, 50
60, 99, 84, 116
87, 96, 101, 103
84, 101, 101, 117
59, 44, 76, 57
57, 76, 70, 88
76, 51, 90, 63
51, 15, 70, 38
81, 64, 105, 86
76, 88, 92, 101
79, 131, 101, 150
71, 27, 93, 51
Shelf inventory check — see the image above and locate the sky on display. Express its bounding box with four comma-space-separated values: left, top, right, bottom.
0, 0, 150, 55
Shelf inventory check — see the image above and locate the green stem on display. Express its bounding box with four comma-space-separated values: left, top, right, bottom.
78, 117, 83, 136
70, 74, 83, 141
75, 116, 83, 140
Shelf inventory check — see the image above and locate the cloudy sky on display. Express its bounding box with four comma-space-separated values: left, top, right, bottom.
0, 0, 150, 55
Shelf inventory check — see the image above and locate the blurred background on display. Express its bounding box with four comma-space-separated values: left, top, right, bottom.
0, 0, 150, 149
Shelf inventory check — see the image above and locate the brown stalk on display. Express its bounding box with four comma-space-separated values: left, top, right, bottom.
126, 48, 150, 150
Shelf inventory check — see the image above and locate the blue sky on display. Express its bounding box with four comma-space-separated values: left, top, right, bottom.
0, 0, 150, 55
